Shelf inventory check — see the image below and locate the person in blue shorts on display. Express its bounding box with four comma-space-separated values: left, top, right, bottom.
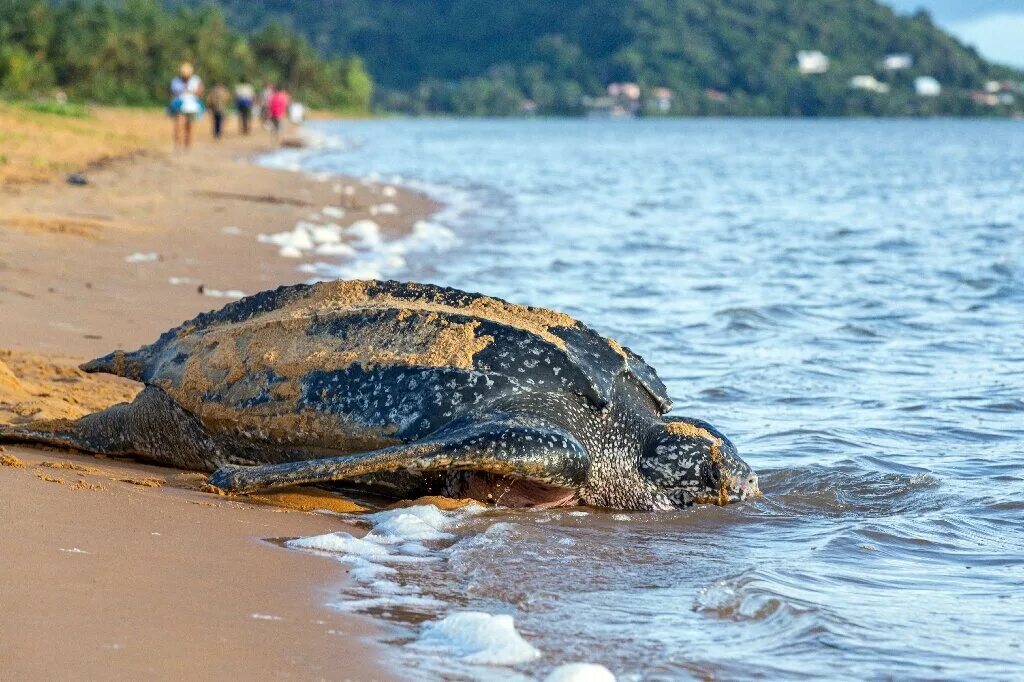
168, 63, 205, 150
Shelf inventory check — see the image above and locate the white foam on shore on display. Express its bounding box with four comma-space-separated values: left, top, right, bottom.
310, 224, 343, 244
315, 242, 358, 257
412, 612, 541, 665
288, 505, 549, 668
125, 251, 159, 263
287, 502, 620, 676
346, 219, 383, 248
202, 288, 246, 299
255, 125, 472, 283
544, 663, 616, 682
287, 505, 471, 613
256, 212, 459, 281
369, 202, 400, 216
167, 277, 244, 299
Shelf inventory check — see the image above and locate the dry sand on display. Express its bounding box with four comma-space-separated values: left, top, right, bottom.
0, 116, 437, 680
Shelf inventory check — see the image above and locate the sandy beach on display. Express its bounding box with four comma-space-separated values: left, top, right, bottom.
0, 112, 435, 680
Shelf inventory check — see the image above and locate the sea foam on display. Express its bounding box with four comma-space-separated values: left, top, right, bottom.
412, 612, 541, 665
286, 505, 470, 614
544, 663, 616, 682
259, 216, 459, 282
288, 503, 619, 676
256, 136, 467, 282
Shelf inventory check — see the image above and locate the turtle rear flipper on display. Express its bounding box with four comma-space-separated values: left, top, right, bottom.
208, 418, 589, 498
0, 386, 220, 471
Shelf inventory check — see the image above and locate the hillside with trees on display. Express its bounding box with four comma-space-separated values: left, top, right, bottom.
0, 0, 372, 110
172, 0, 1023, 116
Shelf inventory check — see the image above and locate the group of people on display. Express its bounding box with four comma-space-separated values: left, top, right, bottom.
168, 62, 303, 149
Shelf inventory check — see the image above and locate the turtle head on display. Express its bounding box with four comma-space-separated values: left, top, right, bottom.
640, 417, 758, 508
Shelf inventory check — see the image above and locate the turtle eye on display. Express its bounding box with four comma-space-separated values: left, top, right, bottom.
702, 462, 722, 489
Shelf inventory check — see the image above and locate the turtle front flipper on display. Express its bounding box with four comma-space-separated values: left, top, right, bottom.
207, 419, 590, 500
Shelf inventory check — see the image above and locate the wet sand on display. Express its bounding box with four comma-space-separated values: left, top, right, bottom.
0, 121, 435, 679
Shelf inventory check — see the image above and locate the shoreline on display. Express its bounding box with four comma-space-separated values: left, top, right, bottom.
0, 114, 437, 679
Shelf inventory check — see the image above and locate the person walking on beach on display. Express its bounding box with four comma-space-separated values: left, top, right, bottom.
267, 86, 290, 143
288, 100, 306, 126
207, 82, 231, 139
258, 83, 274, 129
169, 63, 204, 150
234, 78, 255, 135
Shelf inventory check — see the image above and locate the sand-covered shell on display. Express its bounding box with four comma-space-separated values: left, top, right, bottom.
83, 280, 670, 450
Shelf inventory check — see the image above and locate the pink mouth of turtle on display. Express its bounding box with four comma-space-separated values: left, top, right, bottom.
451, 472, 579, 509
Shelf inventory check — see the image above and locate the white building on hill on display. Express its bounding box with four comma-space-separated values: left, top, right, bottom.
914, 76, 942, 97
850, 75, 890, 93
884, 53, 914, 70
797, 50, 830, 74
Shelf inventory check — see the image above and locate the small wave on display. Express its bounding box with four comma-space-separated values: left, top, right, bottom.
696, 385, 753, 402
756, 460, 942, 518
750, 428, 872, 454
694, 577, 784, 622
716, 306, 786, 332
834, 323, 881, 338
691, 567, 859, 663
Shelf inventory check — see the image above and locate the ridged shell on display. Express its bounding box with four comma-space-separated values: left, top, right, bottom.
83, 280, 671, 448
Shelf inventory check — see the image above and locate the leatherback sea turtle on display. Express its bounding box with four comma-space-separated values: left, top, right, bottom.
0, 280, 758, 510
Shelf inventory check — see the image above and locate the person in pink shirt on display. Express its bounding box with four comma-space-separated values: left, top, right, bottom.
267, 86, 290, 142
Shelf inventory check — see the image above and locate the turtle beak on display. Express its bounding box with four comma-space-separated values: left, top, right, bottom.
732, 470, 760, 502
721, 440, 760, 503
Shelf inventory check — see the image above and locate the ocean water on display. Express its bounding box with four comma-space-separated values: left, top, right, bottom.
267, 119, 1024, 680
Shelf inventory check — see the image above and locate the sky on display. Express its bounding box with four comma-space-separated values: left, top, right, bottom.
885, 1, 1024, 67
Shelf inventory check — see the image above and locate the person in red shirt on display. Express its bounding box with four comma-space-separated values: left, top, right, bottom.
267, 86, 290, 142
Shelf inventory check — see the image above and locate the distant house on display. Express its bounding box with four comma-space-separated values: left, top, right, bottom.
883, 53, 913, 70
602, 83, 642, 116
607, 82, 641, 101
971, 91, 1000, 107
986, 80, 1019, 95
849, 75, 890, 94
797, 50, 829, 75
914, 76, 942, 97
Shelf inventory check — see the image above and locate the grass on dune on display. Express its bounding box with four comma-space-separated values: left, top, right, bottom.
0, 102, 168, 184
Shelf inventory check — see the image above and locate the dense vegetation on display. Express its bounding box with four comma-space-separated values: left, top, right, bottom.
0, 0, 372, 109
174, 0, 1023, 116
